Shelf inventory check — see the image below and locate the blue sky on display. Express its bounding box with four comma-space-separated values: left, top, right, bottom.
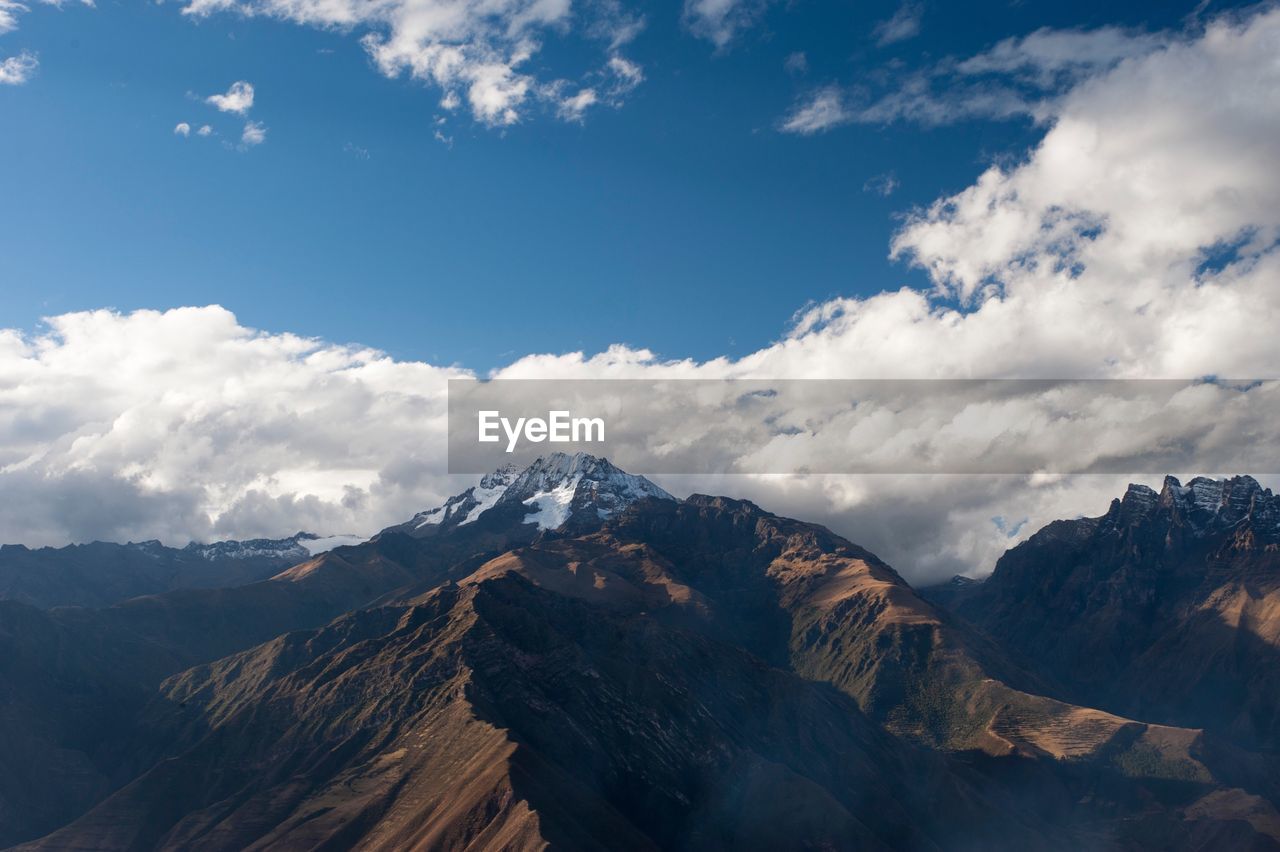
0, 0, 1240, 369
2, 0, 1279, 574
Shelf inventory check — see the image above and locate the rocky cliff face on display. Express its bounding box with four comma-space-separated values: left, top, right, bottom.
936, 475, 1280, 751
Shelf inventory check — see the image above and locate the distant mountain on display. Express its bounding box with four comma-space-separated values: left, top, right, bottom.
0, 532, 365, 610
5, 459, 1280, 849
930, 475, 1280, 751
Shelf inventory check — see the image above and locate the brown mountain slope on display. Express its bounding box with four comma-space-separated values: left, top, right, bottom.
936, 476, 1280, 751
406, 495, 1280, 844
18, 575, 1058, 852
0, 523, 542, 847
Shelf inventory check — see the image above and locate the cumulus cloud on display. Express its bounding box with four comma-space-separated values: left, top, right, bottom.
197, 124, 213, 136
0, 306, 470, 546
5, 6, 1279, 585
182, 0, 642, 127
174, 121, 191, 137
0, 49, 37, 84
0, 0, 25, 36
206, 80, 254, 114
240, 120, 266, 146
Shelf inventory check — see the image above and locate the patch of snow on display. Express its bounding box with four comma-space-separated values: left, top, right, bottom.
408, 464, 520, 529
297, 534, 365, 556
460, 481, 509, 525
522, 475, 582, 530
414, 507, 445, 528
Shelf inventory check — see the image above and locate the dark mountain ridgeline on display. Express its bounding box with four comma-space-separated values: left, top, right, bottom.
0, 533, 352, 610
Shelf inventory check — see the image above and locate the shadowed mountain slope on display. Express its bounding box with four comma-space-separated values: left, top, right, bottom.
0, 534, 360, 610
933, 476, 1280, 752
18, 575, 1059, 852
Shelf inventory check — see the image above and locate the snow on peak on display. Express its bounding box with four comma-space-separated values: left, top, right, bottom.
295, 533, 366, 556
183, 532, 362, 561
408, 464, 522, 530
1153, 475, 1274, 534
520, 474, 583, 530
501, 453, 675, 530
403, 453, 675, 533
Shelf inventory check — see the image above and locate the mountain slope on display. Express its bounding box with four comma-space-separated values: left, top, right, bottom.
407, 492, 1280, 843
936, 476, 1280, 751
20, 575, 1055, 852
8, 459, 1280, 850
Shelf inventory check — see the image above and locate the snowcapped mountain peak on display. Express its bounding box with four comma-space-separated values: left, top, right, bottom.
396, 453, 675, 535
1102, 475, 1280, 539
498, 452, 675, 530
1157, 474, 1271, 531
479, 463, 521, 490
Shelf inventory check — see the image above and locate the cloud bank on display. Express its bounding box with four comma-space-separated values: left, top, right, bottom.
4, 6, 1279, 584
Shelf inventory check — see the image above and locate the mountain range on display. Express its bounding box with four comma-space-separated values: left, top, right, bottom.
0, 532, 363, 609
2, 455, 1279, 850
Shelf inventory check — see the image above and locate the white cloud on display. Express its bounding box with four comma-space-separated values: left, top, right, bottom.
956, 26, 1166, 83
174, 121, 191, 137
539, 52, 643, 121
197, 124, 213, 136
606, 55, 643, 96
0, 49, 37, 85
183, 0, 635, 127
1, 0, 91, 37
0, 0, 26, 36
206, 80, 254, 114
555, 87, 598, 122
780, 86, 850, 134
797, 21, 1172, 129
683, 0, 773, 49
863, 172, 899, 196
240, 120, 266, 146
873, 1, 923, 46
0, 306, 470, 547
4, 7, 1280, 585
